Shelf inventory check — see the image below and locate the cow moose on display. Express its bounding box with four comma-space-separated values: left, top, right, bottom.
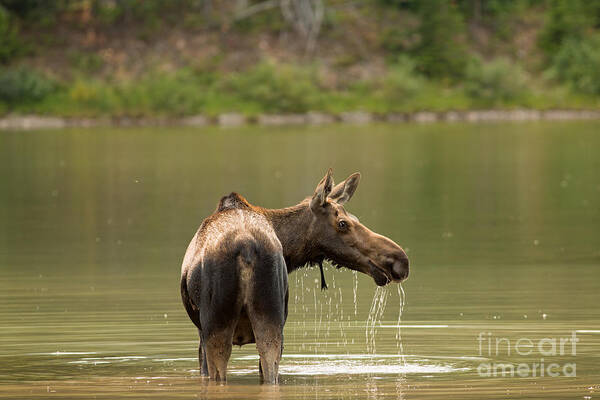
180, 169, 409, 383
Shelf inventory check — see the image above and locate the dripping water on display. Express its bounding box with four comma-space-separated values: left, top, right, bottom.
396, 283, 406, 369
338, 287, 346, 349
313, 284, 318, 353
352, 270, 358, 317
292, 272, 298, 347
365, 286, 390, 354
291, 264, 406, 369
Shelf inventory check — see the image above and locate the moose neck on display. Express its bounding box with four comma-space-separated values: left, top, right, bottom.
261, 202, 318, 272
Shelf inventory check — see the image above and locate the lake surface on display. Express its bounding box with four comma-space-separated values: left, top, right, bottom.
1, 122, 599, 399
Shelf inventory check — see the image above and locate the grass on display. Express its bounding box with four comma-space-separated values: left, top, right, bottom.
1, 60, 599, 118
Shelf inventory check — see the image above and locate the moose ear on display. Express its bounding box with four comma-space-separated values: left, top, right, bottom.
328, 172, 361, 204
310, 168, 334, 211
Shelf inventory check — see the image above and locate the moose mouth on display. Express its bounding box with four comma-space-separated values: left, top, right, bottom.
325, 257, 404, 287
368, 260, 392, 286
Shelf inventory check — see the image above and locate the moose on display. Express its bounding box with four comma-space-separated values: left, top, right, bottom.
180, 169, 409, 383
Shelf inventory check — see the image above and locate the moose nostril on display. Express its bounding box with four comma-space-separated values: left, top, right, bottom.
392, 256, 409, 280
392, 261, 403, 277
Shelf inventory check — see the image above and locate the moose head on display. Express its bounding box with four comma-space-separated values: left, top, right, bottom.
305, 169, 409, 286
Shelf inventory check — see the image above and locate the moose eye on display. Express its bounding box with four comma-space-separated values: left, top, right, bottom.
337, 220, 348, 230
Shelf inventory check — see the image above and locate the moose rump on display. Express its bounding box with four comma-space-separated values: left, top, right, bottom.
181, 210, 288, 384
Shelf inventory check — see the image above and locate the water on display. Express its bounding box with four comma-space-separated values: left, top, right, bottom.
1, 122, 599, 399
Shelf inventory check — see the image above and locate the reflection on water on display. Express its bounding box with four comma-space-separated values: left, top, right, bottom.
1, 122, 600, 399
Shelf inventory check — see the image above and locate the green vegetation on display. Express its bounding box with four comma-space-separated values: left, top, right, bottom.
549, 35, 600, 95
0, 5, 20, 63
413, 0, 468, 80
0, 67, 56, 111
464, 58, 528, 106
0, 0, 599, 117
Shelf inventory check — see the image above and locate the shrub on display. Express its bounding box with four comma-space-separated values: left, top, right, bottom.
223, 62, 321, 113
63, 79, 119, 114
379, 56, 424, 106
464, 58, 528, 105
549, 35, 600, 95
119, 69, 213, 115
62, 69, 216, 116
0, 66, 55, 104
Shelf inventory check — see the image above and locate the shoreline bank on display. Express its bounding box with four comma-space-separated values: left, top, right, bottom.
1, 109, 600, 130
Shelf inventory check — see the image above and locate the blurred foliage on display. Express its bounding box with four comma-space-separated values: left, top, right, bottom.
380, 24, 419, 55
56, 69, 216, 116
0, 0, 62, 18
376, 56, 424, 105
549, 35, 600, 95
464, 57, 528, 105
1, 0, 600, 115
233, 7, 285, 33
0, 5, 20, 63
412, 0, 468, 79
121, 69, 216, 115
223, 62, 322, 113
0, 66, 56, 104
536, 0, 600, 96
68, 51, 104, 73
538, 0, 600, 56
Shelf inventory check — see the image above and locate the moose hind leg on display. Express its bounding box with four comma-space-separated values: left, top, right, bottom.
197, 330, 208, 377
248, 253, 287, 384
251, 318, 283, 384
202, 326, 235, 382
